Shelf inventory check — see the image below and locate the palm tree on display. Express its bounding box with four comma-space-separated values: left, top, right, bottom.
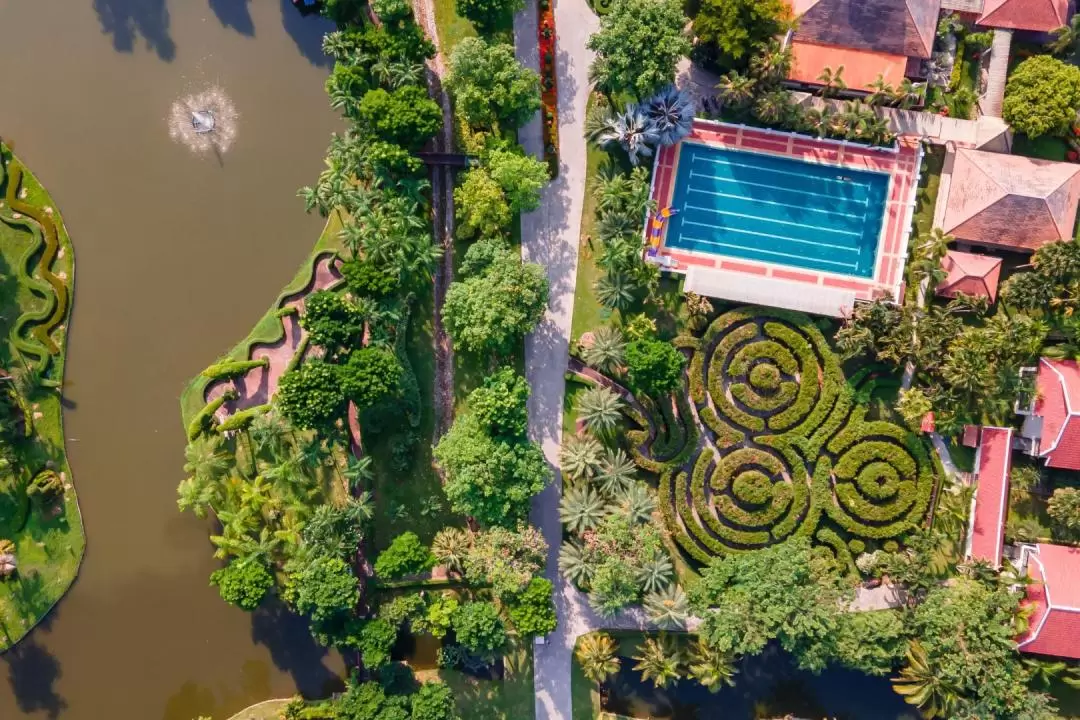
644, 583, 687, 629
388, 60, 425, 89
576, 633, 621, 684
184, 436, 231, 485
895, 79, 925, 110
817, 65, 847, 98
715, 71, 756, 111
582, 325, 626, 374
343, 455, 373, 492
801, 107, 832, 138
585, 104, 659, 166
595, 209, 640, 243
249, 408, 293, 458
753, 91, 790, 125
892, 641, 960, 719
560, 435, 605, 481
866, 74, 895, 106
595, 273, 636, 311
633, 635, 683, 689
615, 481, 656, 523
321, 31, 352, 61
576, 386, 625, 434
559, 483, 610, 533
748, 41, 792, 85
643, 85, 696, 146
431, 527, 471, 575
635, 553, 673, 594
1048, 15, 1080, 56
686, 639, 737, 692
1024, 657, 1069, 690
597, 448, 637, 496
559, 540, 595, 588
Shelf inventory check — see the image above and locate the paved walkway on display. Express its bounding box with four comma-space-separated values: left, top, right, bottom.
514, 0, 598, 718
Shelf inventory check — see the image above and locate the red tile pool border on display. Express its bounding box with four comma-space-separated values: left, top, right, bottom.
648, 120, 920, 304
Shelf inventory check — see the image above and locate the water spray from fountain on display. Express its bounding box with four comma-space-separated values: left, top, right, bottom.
168, 86, 238, 155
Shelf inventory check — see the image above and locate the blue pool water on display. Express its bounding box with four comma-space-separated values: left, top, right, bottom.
664, 142, 890, 278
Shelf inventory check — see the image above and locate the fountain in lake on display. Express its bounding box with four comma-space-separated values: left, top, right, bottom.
168, 86, 238, 155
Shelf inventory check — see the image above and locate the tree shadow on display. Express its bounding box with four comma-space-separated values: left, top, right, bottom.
1, 634, 66, 719
278, 0, 334, 68
208, 0, 255, 36
249, 599, 345, 697
91, 0, 177, 61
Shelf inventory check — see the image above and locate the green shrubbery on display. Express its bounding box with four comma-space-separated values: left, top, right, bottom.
201, 358, 269, 381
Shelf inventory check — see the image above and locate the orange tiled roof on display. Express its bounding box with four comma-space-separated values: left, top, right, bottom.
788, 40, 909, 91
940, 148, 1080, 252
936, 249, 1003, 301
968, 426, 1012, 567
1018, 544, 1080, 659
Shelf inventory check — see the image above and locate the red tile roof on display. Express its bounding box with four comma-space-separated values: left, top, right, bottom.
941, 148, 1080, 252
968, 426, 1013, 567
788, 41, 909, 91
1018, 544, 1080, 659
978, 0, 1070, 32
1034, 358, 1080, 470
936, 249, 1003, 302
791, 0, 941, 58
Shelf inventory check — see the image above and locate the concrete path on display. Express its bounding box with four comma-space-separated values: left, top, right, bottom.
514, 0, 598, 718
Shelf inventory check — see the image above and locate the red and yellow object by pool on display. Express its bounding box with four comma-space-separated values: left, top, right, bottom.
649, 207, 677, 246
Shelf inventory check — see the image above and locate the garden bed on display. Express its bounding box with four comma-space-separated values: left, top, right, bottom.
538, 0, 560, 174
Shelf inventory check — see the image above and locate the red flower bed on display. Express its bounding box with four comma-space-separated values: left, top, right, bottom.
538, 0, 559, 175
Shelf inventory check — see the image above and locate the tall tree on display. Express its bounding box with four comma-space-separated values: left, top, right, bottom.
692, 0, 791, 65
586, 0, 691, 99
446, 38, 542, 130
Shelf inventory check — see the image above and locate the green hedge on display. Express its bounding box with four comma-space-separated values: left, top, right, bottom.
217, 403, 270, 433
201, 358, 269, 381
187, 389, 236, 441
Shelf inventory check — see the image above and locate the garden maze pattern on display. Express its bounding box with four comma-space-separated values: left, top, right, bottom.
615, 307, 936, 570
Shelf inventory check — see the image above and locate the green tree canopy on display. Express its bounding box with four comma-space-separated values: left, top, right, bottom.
286, 555, 360, 625
1048, 487, 1080, 538
374, 531, 436, 579
357, 618, 399, 669
454, 0, 524, 32
506, 577, 558, 637
411, 681, 458, 720
1003, 55, 1080, 138
433, 413, 551, 527
339, 347, 403, 409
467, 366, 530, 439
210, 560, 274, 611
452, 601, 508, 655
446, 37, 541, 129
454, 168, 513, 239
486, 149, 548, 213
276, 360, 347, 432
693, 0, 791, 64
463, 524, 548, 598
442, 242, 550, 355
300, 290, 365, 357
586, 0, 691, 98
625, 338, 686, 396
358, 86, 443, 150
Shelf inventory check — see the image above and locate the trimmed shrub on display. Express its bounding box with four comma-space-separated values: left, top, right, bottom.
201, 358, 269, 381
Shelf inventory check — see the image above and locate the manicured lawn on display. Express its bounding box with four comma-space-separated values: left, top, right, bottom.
0, 146, 85, 651
1013, 134, 1069, 162
570, 139, 611, 342
432, 0, 477, 57
416, 638, 534, 720
912, 144, 944, 240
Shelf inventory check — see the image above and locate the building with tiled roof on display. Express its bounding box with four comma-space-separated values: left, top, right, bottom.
1017, 543, 1080, 659
786, 0, 940, 91
1030, 358, 1080, 470
966, 426, 1013, 567
936, 249, 1003, 302
939, 148, 1080, 253
978, 0, 1070, 33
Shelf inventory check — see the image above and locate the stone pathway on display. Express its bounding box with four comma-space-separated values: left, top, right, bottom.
513, 0, 597, 718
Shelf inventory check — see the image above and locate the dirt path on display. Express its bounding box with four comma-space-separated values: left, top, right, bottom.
412, 0, 456, 443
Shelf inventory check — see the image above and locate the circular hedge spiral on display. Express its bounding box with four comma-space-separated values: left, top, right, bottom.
623, 306, 937, 568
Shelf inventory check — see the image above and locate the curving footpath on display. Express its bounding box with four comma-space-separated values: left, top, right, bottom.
514, 0, 598, 718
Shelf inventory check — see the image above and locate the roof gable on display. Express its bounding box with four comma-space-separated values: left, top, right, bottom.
1035, 358, 1080, 470
794, 0, 941, 58
979, 0, 1069, 32
936, 250, 1003, 301
941, 148, 1080, 251
1019, 544, 1080, 659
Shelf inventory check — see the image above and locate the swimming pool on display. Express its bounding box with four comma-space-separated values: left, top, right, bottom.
664, 142, 890, 278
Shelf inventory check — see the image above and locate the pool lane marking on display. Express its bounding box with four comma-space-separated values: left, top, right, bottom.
689, 151, 876, 199
682, 203, 864, 239
676, 231, 863, 273
685, 185, 868, 221
678, 217, 865, 257
687, 168, 872, 208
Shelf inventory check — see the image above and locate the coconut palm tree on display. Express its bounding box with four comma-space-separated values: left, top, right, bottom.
431, 527, 471, 575
615, 481, 656, 524
576, 386, 625, 434
643, 85, 695, 147
633, 635, 683, 689
560, 435, 605, 481
321, 31, 353, 61
1049, 15, 1080, 56
586, 104, 659, 166
559, 540, 595, 588
715, 71, 756, 111
636, 553, 673, 595
748, 41, 791, 85
892, 641, 960, 719
817, 65, 847, 98
895, 79, 925, 110
559, 483, 610, 533
595, 208, 640, 243
595, 273, 636, 311
582, 325, 626, 375
576, 633, 621, 684
687, 639, 738, 692
343, 455, 373, 492
597, 447, 637, 496
185, 436, 231, 484
249, 408, 293, 459
1024, 657, 1069, 690
753, 91, 791, 125
866, 74, 895, 106
644, 584, 688, 629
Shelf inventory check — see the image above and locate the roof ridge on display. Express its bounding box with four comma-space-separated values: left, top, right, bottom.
904, 0, 934, 57
982, 0, 1065, 25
